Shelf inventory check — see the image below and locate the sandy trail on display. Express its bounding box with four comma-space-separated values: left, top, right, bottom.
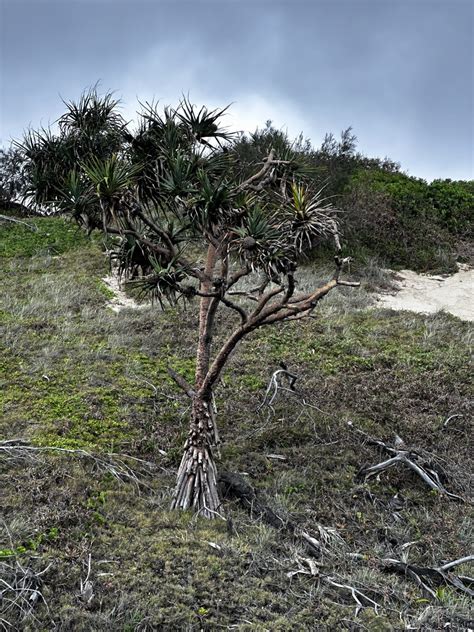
375, 266, 474, 321
102, 275, 144, 312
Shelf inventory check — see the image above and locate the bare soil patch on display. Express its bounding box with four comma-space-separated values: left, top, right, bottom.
376, 265, 474, 321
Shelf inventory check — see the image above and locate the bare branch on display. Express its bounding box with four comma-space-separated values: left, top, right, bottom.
383, 557, 474, 598
220, 295, 248, 324
0, 440, 158, 489
0, 215, 37, 231
258, 366, 298, 411
236, 149, 275, 192
349, 422, 467, 502
167, 367, 195, 398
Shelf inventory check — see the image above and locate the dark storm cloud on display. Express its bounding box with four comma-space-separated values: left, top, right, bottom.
1, 0, 472, 180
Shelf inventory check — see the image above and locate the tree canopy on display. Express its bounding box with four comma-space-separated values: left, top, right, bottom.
19, 89, 359, 516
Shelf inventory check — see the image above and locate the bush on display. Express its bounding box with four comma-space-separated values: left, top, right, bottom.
428, 179, 473, 237
349, 169, 473, 237
340, 176, 459, 273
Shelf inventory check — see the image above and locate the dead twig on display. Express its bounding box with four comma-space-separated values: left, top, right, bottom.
348, 422, 466, 502
287, 556, 382, 616
382, 555, 474, 599
0, 440, 159, 490
79, 554, 94, 604
0, 524, 51, 627
0, 215, 37, 231
442, 413, 464, 428
257, 365, 298, 411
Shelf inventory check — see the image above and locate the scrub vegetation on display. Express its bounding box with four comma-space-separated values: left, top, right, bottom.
0, 90, 472, 630
1, 216, 472, 630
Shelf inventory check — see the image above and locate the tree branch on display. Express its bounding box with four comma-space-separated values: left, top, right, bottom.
220, 295, 248, 324
167, 367, 195, 398
236, 149, 275, 192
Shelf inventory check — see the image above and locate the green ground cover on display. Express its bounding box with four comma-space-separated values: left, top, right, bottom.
1, 217, 472, 630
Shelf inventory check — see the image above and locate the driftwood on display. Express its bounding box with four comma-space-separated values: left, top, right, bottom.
348, 422, 466, 502
382, 555, 474, 599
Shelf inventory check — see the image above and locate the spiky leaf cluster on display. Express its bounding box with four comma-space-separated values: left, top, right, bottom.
19, 89, 340, 303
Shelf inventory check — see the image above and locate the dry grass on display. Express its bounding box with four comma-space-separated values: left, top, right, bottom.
1, 218, 472, 630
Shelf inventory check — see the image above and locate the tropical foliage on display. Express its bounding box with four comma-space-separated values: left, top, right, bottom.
19, 89, 354, 517
0, 147, 28, 213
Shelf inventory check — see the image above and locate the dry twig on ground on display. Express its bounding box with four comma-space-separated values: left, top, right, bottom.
287, 556, 383, 616
0, 439, 159, 490
257, 364, 298, 411
348, 422, 466, 502
382, 555, 474, 599
0, 523, 51, 630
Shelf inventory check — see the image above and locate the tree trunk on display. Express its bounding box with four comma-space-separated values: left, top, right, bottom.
170, 396, 222, 518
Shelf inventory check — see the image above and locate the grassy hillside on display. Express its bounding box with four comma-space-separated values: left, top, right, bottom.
1, 217, 472, 630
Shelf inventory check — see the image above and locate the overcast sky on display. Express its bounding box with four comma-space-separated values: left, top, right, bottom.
1, 0, 472, 181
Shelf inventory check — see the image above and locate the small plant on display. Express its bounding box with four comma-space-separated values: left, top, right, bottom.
0, 527, 59, 558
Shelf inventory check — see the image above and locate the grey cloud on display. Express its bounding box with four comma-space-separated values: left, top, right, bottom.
1, 0, 472, 180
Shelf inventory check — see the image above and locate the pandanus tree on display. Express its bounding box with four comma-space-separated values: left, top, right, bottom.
20, 90, 358, 518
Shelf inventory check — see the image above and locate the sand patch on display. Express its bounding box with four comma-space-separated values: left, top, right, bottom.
102, 275, 146, 312
375, 265, 474, 321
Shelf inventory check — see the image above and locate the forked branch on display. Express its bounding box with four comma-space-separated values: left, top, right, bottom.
349, 422, 466, 502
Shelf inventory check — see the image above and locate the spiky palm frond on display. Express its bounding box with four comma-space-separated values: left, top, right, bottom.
56, 170, 99, 225
83, 155, 141, 201
136, 101, 190, 155
159, 151, 196, 197
132, 256, 189, 308
231, 205, 293, 274
175, 98, 235, 146
58, 89, 125, 136
282, 183, 338, 253
17, 128, 75, 207
275, 144, 317, 181
188, 170, 232, 227
58, 90, 128, 167
110, 233, 154, 280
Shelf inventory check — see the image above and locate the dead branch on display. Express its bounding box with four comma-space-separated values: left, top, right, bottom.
79, 554, 94, 604
323, 576, 381, 615
443, 413, 464, 428
382, 556, 474, 599
438, 555, 474, 572
287, 556, 382, 616
0, 215, 37, 231
257, 366, 298, 411
167, 367, 195, 398
236, 150, 275, 192
348, 422, 466, 502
